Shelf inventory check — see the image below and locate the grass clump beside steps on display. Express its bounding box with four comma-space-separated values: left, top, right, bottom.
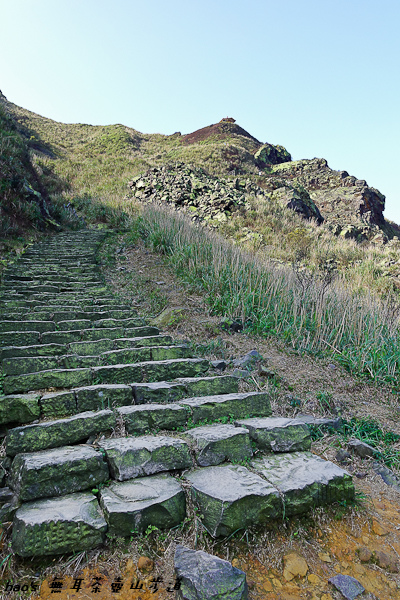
122, 204, 400, 391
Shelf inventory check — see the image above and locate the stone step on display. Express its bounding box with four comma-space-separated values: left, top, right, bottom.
99, 435, 192, 481
3, 358, 209, 394
92, 358, 209, 386
234, 417, 312, 452
0, 393, 41, 425
0, 343, 68, 360
99, 473, 186, 537
12, 492, 107, 557
0, 334, 171, 361
185, 423, 253, 467
251, 452, 355, 515
2, 345, 192, 375
178, 391, 272, 424
6, 409, 116, 456
0, 320, 55, 333
187, 465, 281, 538
9, 446, 109, 501
117, 391, 268, 435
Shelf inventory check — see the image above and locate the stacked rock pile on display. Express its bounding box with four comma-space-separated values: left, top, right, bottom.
127, 162, 323, 225
0, 230, 354, 558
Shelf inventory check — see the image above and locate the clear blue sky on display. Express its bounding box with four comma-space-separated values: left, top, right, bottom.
1, 0, 399, 222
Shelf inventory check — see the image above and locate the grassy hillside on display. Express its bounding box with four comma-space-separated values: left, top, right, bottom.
3, 93, 400, 310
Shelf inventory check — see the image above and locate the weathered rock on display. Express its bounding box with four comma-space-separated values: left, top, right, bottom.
251, 452, 354, 515
9, 445, 109, 501
99, 435, 192, 480
6, 409, 116, 456
99, 473, 186, 536
328, 574, 365, 600
180, 392, 271, 424
12, 492, 107, 556
118, 403, 188, 434
234, 417, 311, 452
185, 424, 253, 466
40, 391, 76, 417
0, 393, 40, 425
186, 465, 281, 537
174, 545, 248, 600
372, 461, 400, 492
283, 552, 308, 581
75, 384, 133, 411
348, 439, 376, 458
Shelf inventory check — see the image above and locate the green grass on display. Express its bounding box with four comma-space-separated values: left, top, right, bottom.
123, 204, 400, 391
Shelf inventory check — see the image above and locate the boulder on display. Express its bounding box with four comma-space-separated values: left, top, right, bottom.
174, 545, 248, 600
186, 465, 281, 537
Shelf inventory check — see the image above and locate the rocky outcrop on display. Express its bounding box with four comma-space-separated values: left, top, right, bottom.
127, 163, 323, 225
265, 158, 386, 238
254, 143, 291, 166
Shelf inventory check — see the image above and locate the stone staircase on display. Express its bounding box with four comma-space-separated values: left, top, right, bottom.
0, 230, 355, 558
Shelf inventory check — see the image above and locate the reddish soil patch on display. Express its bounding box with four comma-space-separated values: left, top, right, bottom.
182, 121, 261, 145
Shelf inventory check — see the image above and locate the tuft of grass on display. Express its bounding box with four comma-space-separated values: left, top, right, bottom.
124, 204, 400, 391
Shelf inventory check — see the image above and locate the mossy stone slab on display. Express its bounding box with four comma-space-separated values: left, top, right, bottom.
0, 393, 40, 425
150, 345, 194, 361
99, 473, 186, 536
6, 409, 116, 456
2, 355, 60, 376
0, 320, 55, 333
69, 339, 115, 356
91, 364, 143, 385
234, 417, 311, 452
132, 382, 186, 404
114, 335, 173, 349
100, 435, 192, 480
251, 452, 355, 516
0, 331, 40, 348
82, 327, 124, 341
187, 465, 281, 537
75, 384, 133, 411
3, 367, 92, 395
143, 358, 209, 382
123, 326, 160, 338
174, 545, 248, 600
100, 347, 152, 366
176, 376, 239, 397
57, 319, 92, 331
180, 392, 271, 425
9, 446, 109, 501
185, 424, 253, 467
118, 404, 188, 434
40, 391, 77, 418
42, 330, 83, 345
0, 344, 66, 361
12, 492, 107, 556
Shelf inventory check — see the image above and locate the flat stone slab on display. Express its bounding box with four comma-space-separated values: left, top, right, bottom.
176, 375, 239, 397
0, 393, 40, 425
74, 384, 133, 411
12, 492, 107, 556
3, 367, 92, 395
6, 409, 116, 456
99, 435, 192, 480
174, 545, 248, 600
186, 465, 281, 537
132, 382, 186, 404
99, 473, 186, 536
251, 452, 354, 516
0, 343, 66, 360
234, 417, 311, 452
185, 424, 253, 466
9, 446, 109, 501
180, 392, 271, 424
117, 404, 188, 434
40, 390, 77, 418
114, 335, 173, 349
